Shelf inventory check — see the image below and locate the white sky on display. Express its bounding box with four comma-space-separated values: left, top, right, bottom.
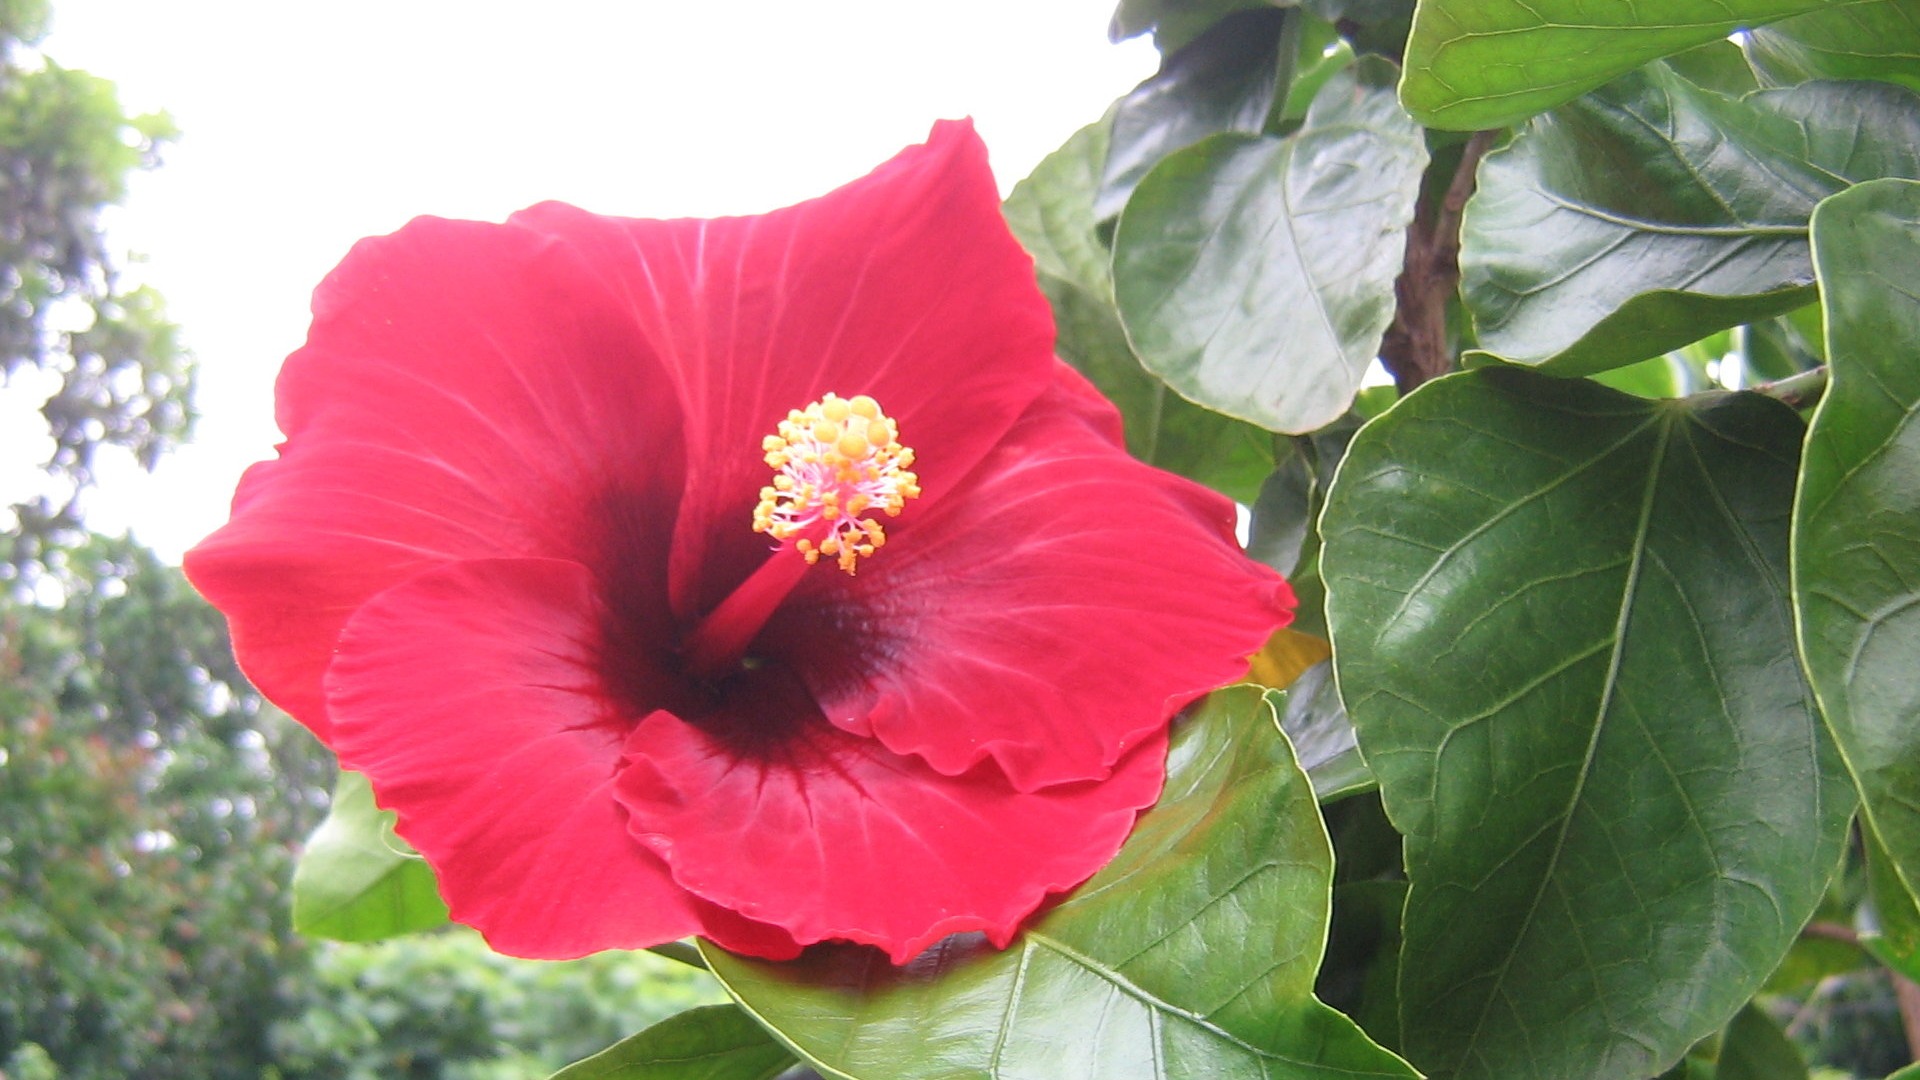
5, 1, 1156, 562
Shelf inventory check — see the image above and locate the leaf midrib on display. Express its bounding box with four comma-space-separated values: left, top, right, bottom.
1442, 408, 1678, 1075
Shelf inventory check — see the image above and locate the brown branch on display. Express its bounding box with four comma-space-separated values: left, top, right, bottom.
1379, 130, 1498, 395
1801, 920, 1861, 947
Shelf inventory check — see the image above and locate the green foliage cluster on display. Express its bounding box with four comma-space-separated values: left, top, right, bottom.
0, 537, 332, 1079
0, 0, 191, 582
272, 929, 725, 1080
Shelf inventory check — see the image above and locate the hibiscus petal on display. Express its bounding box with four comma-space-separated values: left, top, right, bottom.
186, 215, 686, 739
616, 706, 1167, 964
324, 556, 798, 961
508, 120, 1057, 620
770, 366, 1295, 791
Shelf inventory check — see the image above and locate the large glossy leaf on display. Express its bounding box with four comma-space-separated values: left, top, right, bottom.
1098, 8, 1291, 220
1462, 69, 1920, 374
700, 686, 1416, 1080
1398, 0, 1831, 130
1798, 178, 1920, 919
292, 770, 449, 941
1113, 59, 1426, 434
549, 1005, 796, 1080
1002, 118, 1273, 503
1746, 0, 1920, 93
1321, 368, 1853, 1079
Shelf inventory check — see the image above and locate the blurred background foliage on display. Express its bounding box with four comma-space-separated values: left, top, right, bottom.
0, 2, 722, 1076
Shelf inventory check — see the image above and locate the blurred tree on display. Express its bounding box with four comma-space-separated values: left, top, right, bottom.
0, 538, 721, 1078
0, 0, 191, 583
0, 535, 335, 1079
270, 929, 726, 1080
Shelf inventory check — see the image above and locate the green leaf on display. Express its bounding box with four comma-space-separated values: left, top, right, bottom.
1277, 12, 1359, 124
1799, 177, 1920, 934
1743, 314, 1825, 382
548, 1005, 796, 1080
1308, 0, 1413, 61
1281, 660, 1372, 801
1002, 118, 1274, 503
700, 686, 1417, 1080
1861, 827, 1920, 983
1462, 69, 1920, 374
1590, 355, 1689, 399
1321, 368, 1854, 1080
1746, 0, 1920, 93
1099, 8, 1292, 220
292, 770, 449, 942
1719, 1004, 1809, 1080
1247, 413, 1361, 576
1109, 0, 1280, 52
1398, 0, 1833, 130
1113, 59, 1427, 433
1661, 41, 1763, 97
1657, 1055, 1719, 1080
1002, 120, 1114, 296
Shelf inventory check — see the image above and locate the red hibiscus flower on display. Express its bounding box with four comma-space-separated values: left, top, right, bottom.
185, 121, 1293, 963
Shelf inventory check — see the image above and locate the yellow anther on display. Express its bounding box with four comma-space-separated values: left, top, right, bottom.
751, 392, 920, 575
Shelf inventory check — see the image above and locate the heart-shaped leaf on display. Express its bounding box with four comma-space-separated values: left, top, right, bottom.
1398, 0, 1830, 129
292, 770, 449, 942
1798, 177, 1920, 924
1462, 68, 1920, 374
548, 1005, 796, 1080
1113, 59, 1427, 434
1321, 368, 1853, 1079
1004, 117, 1275, 503
700, 686, 1416, 1080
